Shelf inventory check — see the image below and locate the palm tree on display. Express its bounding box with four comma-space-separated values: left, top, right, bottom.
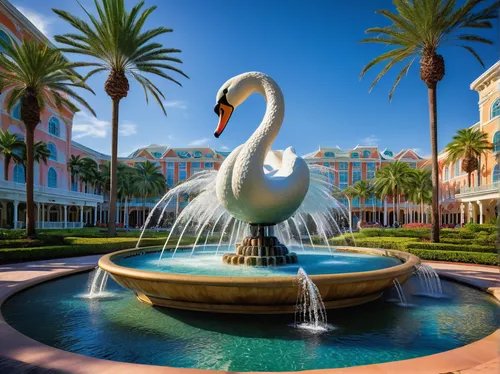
68, 155, 85, 191
373, 161, 412, 225
406, 169, 432, 223
80, 158, 101, 194
0, 129, 24, 180
344, 180, 372, 223
360, 0, 498, 241
444, 128, 492, 187
0, 38, 95, 237
117, 164, 137, 227
132, 160, 166, 227
53, 0, 188, 237
19, 141, 51, 181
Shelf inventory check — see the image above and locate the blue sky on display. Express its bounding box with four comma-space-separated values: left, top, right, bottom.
12, 0, 499, 158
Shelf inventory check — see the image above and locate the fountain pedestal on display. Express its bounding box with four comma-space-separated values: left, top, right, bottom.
222, 224, 298, 266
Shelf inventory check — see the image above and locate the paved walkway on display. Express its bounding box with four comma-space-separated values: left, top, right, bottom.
0, 256, 498, 374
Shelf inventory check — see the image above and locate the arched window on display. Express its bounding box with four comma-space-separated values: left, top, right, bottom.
362, 150, 371, 158
350, 152, 360, 158
493, 165, 500, 183
12, 102, 21, 120
491, 99, 500, 119
444, 166, 449, 181
324, 151, 335, 158
13, 164, 25, 183
48, 168, 57, 188
454, 161, 460, 177
493, 132, 500, 153
48, 117, 60, 137
0, 30, 13, 53
48, 143, 57, 161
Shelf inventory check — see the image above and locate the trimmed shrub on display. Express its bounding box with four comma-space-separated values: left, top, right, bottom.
406, 242, 495, 253
408, 249, 498, 266
359, 228, 430, 239
464, 223, 497, 234
0, 239, 43, 249
0, 230, 26, 240
330, 236, 417, 251
402, 223, 431, 229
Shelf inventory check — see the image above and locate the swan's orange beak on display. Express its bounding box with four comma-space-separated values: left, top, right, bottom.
214, 102, 233, 138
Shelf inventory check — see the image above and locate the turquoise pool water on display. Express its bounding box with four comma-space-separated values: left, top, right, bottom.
114, 246, 403, 276
2, 268, 498, 371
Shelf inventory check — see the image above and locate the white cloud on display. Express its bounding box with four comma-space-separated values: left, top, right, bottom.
72, 111, 137, 140
360, 135, 380, 146
119, 123, 137, 137
219, 145, 230, 151
188, 138, 210, 146
163, 100, 187, 110
15, 6, 51, 36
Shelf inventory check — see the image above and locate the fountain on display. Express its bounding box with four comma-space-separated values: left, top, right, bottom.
414, 264, 443, 297
98, 72, 419, 313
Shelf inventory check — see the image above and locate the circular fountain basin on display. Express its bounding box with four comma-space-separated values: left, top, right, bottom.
98, 246, 420, 313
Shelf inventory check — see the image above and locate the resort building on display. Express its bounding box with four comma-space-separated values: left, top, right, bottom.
0, 0, 497, 230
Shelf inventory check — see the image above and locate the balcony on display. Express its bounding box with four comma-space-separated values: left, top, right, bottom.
455, 182, 500, 202
0, 180, 104, 205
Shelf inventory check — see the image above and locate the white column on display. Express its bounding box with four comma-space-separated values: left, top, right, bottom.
13, 200, 19, 229
468, 202, 473, 223
64, 205, 68, 228
80, 206, 84, 227
94, 205, 98, 225
383, 199, 388, 226
478, 200, 483, 224
41, 203, 45, 229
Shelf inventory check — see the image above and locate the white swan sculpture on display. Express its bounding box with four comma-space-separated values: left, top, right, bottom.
213, 72, 310, 224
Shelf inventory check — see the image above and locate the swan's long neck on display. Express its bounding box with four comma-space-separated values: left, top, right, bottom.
242, 74, 284, 168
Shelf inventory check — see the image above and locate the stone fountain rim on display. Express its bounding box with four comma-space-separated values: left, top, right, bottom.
98, 246, 421, 286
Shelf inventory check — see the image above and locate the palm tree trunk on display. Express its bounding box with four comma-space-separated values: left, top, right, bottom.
467, 172, 472, 188
4, 156, 10, 181
428, 83, 440, 242
394, 188, 398, 224
420, 201, 424, 223
25, 126, 36, 237
108, 99, 120, 237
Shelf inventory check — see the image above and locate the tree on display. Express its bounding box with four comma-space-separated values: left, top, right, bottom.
360, 0, 498, 241
444, 128, 492, 187
132, 160, 166, 227
373, 161, 412, 225
406, 168, 432, 223
80, 158, 101, 194
68, 155, 85, 191
0, 129, 24, 181
0, 38, 95, 237
54, 0, 188, 236
344, 180, 372, 223
19, 141, 51, 180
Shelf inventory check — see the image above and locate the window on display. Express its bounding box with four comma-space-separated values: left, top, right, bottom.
204, 162, 214, 169
352, 197, 360, 207
205, 153, 213, 158
491, 99, 500, 119
12, 102, 21, 120
178, 162, 186, 181
407, 162, 417, 169
339, 171, 348, 189
352, 162, 361, 183
48, 117, 60, 137
324, 162, 335, 184
324, 151, 335, 158
454, 161, 460, 177
351, 152, 359, 158
493, 132, 500, 153
48, 143, 57, 161
384, 150, 393, 157
366, 194, 376, 206
0, 30, 12, 53
166, 162, 175, 187
362, 150, 371, 158
152, 152, 162, 158
13, 164, 25, 183
48, 168, 57, 188
444, 166, 449, 181
367, 162, 376, 179
493, 165, 500, 183
191, 162, 201, 176
338, 162, 348, 170
71, 180, 78, 192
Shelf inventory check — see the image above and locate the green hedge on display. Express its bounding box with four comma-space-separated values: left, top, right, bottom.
330, 236, 418, 250
0, 239, 43, 249
359, 228, 431, 239
408, 249, 498, 266
406, 242, 496, 253
463, 223, 497, 234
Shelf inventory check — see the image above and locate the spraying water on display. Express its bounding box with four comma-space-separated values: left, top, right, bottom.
392, 279, 409, 307
414, 264, 443, 297
83, 268, 111, 299
294, 267, 328, 332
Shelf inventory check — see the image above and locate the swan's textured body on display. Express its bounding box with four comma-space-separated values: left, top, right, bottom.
215, 72, 310, 224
